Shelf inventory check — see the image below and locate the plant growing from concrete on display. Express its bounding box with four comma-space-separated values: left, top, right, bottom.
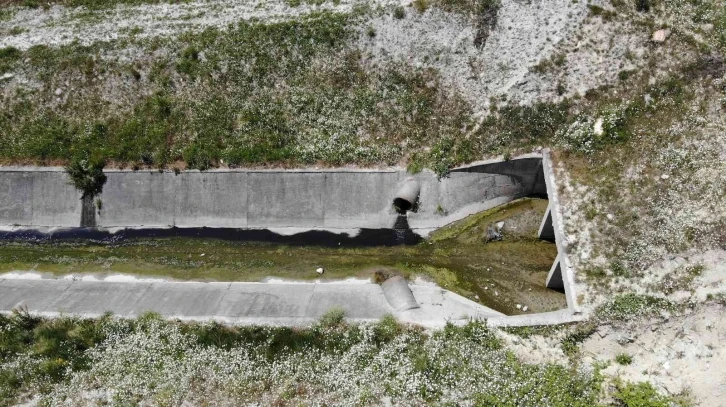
65, 154, 107, 198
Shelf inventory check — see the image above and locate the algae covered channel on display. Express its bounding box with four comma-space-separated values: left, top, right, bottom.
0, 198, 563, 315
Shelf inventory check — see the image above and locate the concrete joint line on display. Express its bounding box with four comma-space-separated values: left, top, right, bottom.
303, 283, 318, 318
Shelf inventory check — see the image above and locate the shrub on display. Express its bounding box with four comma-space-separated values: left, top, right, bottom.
635, 0, 650, 13
366, 25, 376, 38
373, 314, 402, 344
412, 0, 429, 13
65, 154, 107, 198
393, 6, 405, 19
175, 45, 200, 75
318, 308, 346, 327
612, 381, 671, 407
615, 353, 633, 365
0, 46, 21, 73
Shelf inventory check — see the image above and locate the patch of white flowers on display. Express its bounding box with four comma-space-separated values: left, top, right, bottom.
555, 106, 628, 154
40, 318, 600, 406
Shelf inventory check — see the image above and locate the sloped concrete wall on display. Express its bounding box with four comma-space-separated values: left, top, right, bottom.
0, 155, 545, 232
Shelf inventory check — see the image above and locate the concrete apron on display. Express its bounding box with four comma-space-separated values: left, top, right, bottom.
0, 275, 503, 328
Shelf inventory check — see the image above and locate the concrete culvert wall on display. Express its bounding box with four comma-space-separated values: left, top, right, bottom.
381, 276, 419, 311
0, 155, 542, 233
392, 177, 420, 213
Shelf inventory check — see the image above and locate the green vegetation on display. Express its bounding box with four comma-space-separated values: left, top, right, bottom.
0, 46, 21, 74
1, 12, 473, 175
588, 5, 617, 21
0, 199, 563, 315
615, 353, 633, 365
65, 153, 107, 198
433, 0, 500, 16
634, 0, 650, 13
611, 381, 684, 407
3, 8, 718, 178
0, 311, 609, 406
561, 322, 597, 358
596, 294, 675, 322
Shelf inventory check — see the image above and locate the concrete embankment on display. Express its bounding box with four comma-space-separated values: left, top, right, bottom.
0, 273, 503, 327
0, 155, 546, 233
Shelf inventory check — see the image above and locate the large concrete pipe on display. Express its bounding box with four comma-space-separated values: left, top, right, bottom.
392, 177, 420, 213
381, 276, 419, 311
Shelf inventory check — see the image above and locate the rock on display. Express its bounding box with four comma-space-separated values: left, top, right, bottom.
606, 213, 615, 221
661, 174, 669, 180
55, 88, 63, 96
496, 221, 505, 230
316, 267, 324, 274
593, 117, 604, 136
652, 29, 670, 43
616, 335, 636, 345
485, 225, 502, 242
522, 306, 528, 312
516, 304, 522, 309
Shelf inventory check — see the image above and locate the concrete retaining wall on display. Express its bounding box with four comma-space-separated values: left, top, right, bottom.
0, 156, 544, 232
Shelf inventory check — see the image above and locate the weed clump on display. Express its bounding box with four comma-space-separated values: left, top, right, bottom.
635, 0, 650, 13
318, 308, 346, 327
612, 381, 674, 407
0, 46, 21, 73
615, 353, 633, 365
596, 294, 674, 322
556, 105, 630, 154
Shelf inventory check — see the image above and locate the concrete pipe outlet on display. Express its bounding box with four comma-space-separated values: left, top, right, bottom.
393, 177, 420, 214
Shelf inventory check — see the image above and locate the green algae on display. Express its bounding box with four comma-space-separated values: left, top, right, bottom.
0, 198, 563, 314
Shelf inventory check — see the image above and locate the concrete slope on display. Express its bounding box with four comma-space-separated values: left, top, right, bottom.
0, 275, 503, 327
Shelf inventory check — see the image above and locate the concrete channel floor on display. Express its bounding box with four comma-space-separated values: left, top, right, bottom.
0, 275, 503, 327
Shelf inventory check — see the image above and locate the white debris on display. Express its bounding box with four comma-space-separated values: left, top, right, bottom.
522, 306, 528, 312
652, 29, 670, 43
593, 117, 604, 136
516, 304, 522, 309
316, 267, 324, 274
